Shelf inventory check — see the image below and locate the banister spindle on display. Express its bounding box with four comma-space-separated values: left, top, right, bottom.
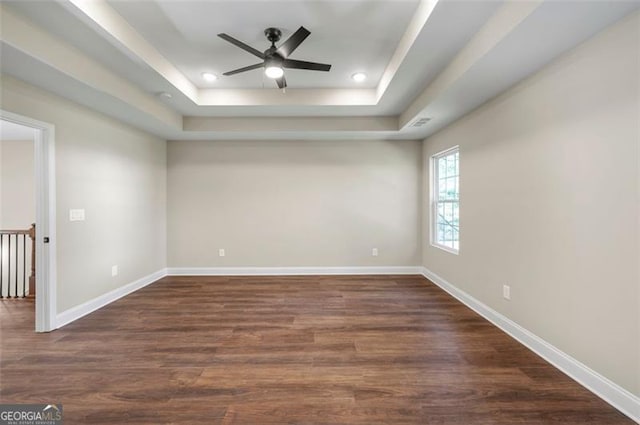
0, 234, 4, 298
0, 227, 34, 299
14, 234, 18, 298
8, 235, 12, 298
29, 224, 35, 297
22, 234, 26, 298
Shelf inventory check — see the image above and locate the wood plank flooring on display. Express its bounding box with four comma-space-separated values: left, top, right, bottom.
0, 275, 633, 424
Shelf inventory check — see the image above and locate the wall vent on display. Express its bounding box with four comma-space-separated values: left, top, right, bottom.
411, 117, 431, 127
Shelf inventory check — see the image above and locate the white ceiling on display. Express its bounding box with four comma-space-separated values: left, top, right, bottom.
1, 0, 638, 141
107, 0, 420, 89
0, 120, 36, 141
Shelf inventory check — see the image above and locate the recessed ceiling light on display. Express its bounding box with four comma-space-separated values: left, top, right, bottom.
351, 72, 367, 83
201, 72, 218, 82
265, 66, 284, 79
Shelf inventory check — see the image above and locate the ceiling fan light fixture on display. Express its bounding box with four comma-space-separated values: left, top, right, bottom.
218, 26, 331, 89
351, 72, 367, 83
265, 66, 284, 79
201, 72, 218, 82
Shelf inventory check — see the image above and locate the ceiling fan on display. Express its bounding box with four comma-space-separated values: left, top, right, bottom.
217, 26, 331, 89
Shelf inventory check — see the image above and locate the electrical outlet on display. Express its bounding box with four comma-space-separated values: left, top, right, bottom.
69, 209, 85, 221
503, 284, 511, 300
218, 249, 225, 257
371, 248, 379, 257
111, 265, 118, 277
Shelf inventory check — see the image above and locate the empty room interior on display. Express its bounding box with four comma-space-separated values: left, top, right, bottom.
0, 0, 639, 423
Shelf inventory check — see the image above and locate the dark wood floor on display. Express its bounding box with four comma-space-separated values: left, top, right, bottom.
0, 276, 632, 424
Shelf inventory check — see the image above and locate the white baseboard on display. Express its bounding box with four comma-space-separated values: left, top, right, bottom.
55, 268, 168, 328
166, 266, 423, 276
420, 267, 640, 423
54, 266, 420, 329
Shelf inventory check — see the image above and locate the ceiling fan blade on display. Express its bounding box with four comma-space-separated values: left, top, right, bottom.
276, 26, 311, 58
275, 75, 287, 89
218, 33, 265, 59
223, 63, 264, 76
282, 59, 331, 72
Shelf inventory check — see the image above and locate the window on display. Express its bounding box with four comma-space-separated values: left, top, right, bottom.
431, 147, 459, 253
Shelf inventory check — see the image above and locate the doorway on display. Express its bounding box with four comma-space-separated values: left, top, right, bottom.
0, 111, 56, 332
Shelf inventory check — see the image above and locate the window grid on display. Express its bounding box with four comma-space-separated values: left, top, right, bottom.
432, 148, 459, 253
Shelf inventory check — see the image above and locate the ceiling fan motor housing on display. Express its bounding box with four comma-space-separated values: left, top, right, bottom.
264, 28, 284, 60
265, 27, 282, 44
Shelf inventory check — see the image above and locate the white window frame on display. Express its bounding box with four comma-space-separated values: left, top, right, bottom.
430, 146, 459, 255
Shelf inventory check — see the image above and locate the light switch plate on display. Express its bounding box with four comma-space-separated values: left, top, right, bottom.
503, 284, 511, 300
69, 209, 85, 221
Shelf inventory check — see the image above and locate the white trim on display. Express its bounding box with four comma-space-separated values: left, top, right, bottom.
55, 268, 167, 328
430, 145, 460, 255
0, 110, 57, 332
430, 243, 459, 256
420, 267, 640, 423
55, 266, 422, 327
167, 266, 423, 276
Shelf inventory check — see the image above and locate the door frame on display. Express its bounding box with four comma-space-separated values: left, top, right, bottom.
1, 109, 57, 332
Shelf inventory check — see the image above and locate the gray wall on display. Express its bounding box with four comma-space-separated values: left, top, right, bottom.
0, 139, 34, 229
168, 140, 421, 268
421, 12, 640, 396
0, 75, 167, 312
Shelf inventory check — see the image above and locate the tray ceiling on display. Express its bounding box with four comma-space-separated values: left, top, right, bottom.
1, 0, 638, 140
